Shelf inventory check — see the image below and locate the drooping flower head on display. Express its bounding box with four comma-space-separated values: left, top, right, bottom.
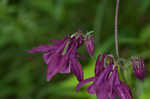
84, 31, 95, 56
131, 56, 146, 81
28, 31, 93, 82
76, 54, 132, 99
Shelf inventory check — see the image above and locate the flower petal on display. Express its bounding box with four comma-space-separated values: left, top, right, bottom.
96, 82, 110, 99
95, 54, 106, 77
85, 34, 94, 56
70, 58, 84, 81
43, 53, 52, 64
95, 65, 114, 99
46, 54, 68, 81
59, 65, 70, 74
59, 59, 70, 74
110, 67, 120, 86
95, 65, 112, 86
108, 66, 120, 97
27, 45, 57, 53
86, 83, 96, 94
76, 77, 95, 92
55, 39, 69, 54
115, 82, 132, 99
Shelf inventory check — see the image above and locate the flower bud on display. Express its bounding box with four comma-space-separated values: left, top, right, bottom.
131, 57, 146, 81
85, 34, 94, 56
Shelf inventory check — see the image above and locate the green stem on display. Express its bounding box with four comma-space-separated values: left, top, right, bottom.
115, 0, 120, 62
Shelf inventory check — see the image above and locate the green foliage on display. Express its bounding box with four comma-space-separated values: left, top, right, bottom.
0, 0, 150, 99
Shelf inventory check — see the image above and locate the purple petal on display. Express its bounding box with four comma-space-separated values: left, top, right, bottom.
66, 41, 78, 57
27, 45, 57, 53
96, 82, 110, 99
46, 54, 68, 81
59, 59, 70, 74
46, 54, 60, 81
94, 65, 112, 86
95, 54, 106, 77
76, 77, 95, 92
108, 66, 120, 97
85, 34, 94, 56
43, 53, 52, 64
115, 82, 132, 99
94, 66, 116, 99
70, 58, 84, 81
55, 39, 69, 54
113, 67, 121, 86
109, 66, 120, 86
86, 83, 96, 94
95, 54, 114, 77
111, 91, 117, 99
59, 65, 70, 74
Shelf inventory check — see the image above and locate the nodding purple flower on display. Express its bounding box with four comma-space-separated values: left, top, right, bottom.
115, 82, 132, 99
131, 57, 146, 81
76, 54, 115, 97
28, 32, 86, 81
84, 33, 94, 56
76, 54, 132, 99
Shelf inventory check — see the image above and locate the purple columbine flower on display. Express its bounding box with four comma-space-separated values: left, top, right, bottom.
76, 54, 132, 99
28, 31, 87, 81
131, 57, 146, 81
76, 54, 116, 98
114, 82, 132, 99
84, 33, 94, 56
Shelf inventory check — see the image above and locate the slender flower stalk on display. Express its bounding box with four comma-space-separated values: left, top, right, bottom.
115, 0, 120, 62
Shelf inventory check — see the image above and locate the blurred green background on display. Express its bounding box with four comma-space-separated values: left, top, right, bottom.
0, 0, 150, 99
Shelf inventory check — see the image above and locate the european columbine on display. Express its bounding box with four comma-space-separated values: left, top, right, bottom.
76, 54, 132, 99
27, 0, 146, 98
28, 31, 94, 81
131, 57, 146, 81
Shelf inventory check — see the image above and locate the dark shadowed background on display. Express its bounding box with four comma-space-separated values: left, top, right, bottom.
0, 0, 150, 99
